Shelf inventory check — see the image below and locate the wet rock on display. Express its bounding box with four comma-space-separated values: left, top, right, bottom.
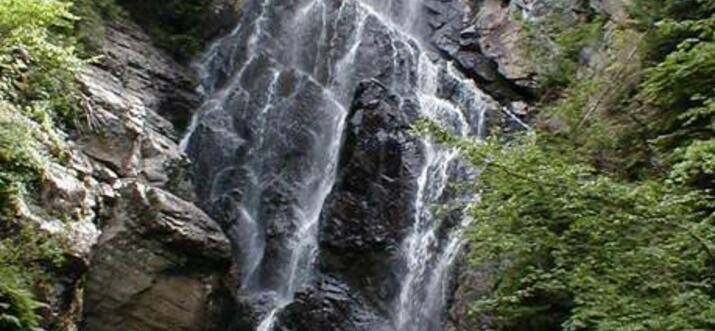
230, 292, 282, 330
321, 80, 422, 256
82, 183, 231, 331
454, 51, 501, 82
273, 276, 394, 331
446, 257, 497, 331
318, 80, 423, 306
426, 0, 470, 56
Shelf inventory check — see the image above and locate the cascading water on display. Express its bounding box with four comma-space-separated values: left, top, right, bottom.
181, 0, 498, 330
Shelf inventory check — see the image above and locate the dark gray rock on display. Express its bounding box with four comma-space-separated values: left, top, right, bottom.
231, 292, 282, 330
317, 80, 423, 307
273, 276, 394, 331
321, 80, 422, 256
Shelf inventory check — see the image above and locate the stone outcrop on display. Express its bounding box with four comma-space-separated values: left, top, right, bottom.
446, 262, 496, 331
77, 19, 200, 182
271, 80, 424, 325
469, 0, 539, 92
463, 0, 630, 96
274, 276, 394, 331
16, 7, 238, 330
318, 80, 423, 307
422, 0, 533, 136
81, 184, 231, 331
75, 16, 235, 331
425, 0, 536, 101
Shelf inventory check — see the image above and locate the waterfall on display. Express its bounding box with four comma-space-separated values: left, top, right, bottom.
181, 0, 497, 330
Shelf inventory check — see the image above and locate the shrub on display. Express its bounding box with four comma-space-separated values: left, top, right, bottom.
71, 0, 124, 55
0, 0, 85, 328
0, 225, 63, 330
415, 121, 715, 331
116, 0, 221, 61
0, 0, 85, 122
513, 3, 606, 92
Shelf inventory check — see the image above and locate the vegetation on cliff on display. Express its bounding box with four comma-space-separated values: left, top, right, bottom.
0, 0, 229, 327
0, 0, 91, 328
424, 0, 715, 330
112, 0, 241, 61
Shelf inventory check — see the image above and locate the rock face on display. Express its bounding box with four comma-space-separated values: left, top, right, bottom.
445, 262, 496, 331
76, 16, 235, 331
77, 19, 200, 181
424, 0, 536, 100
180, 1, 507, 330
63, 1, 538, 330
16, 8, 237, 330
318, 80, 423, 307
469, 0, 539, 92
12, 0, 562, 330
267, 80, 427, 329
81, 184, 231, 331
274, 276, 394, 331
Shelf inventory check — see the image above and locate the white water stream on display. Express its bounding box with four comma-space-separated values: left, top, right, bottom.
180, 1, 495, 330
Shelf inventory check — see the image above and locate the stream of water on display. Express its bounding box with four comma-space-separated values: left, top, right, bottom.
181, 1, 494, 330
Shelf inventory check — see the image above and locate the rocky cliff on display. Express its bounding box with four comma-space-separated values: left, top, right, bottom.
10, 1, 632, 330
18, 10, 239, 331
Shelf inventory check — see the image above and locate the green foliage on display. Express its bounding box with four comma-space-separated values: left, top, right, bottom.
641, 20, 715, 157
523, 0, 715, 181
117, 0, 220, 61
0, 0, 81, 209
0, 0, 74, 32
465, 138, 714, 331
0, 0, 85, 122
627, 0, 715, 25
0, 226, 63, 330
634, 4, 715, 184
671, 139, 715, 189
0, 0, 86, 328
0, 105, 49, 214
423, 3, 715, 329
71, 0, 124, 55
642, 32, 715, 110
530, 24, 649, 178
514, 4, 606, 91
416, 120, 715, 331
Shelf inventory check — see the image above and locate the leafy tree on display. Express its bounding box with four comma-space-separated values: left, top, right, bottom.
418, 2, 715, 329
417, 121, 715, 331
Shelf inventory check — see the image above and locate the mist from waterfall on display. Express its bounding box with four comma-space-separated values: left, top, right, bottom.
181, 0, 495, 330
